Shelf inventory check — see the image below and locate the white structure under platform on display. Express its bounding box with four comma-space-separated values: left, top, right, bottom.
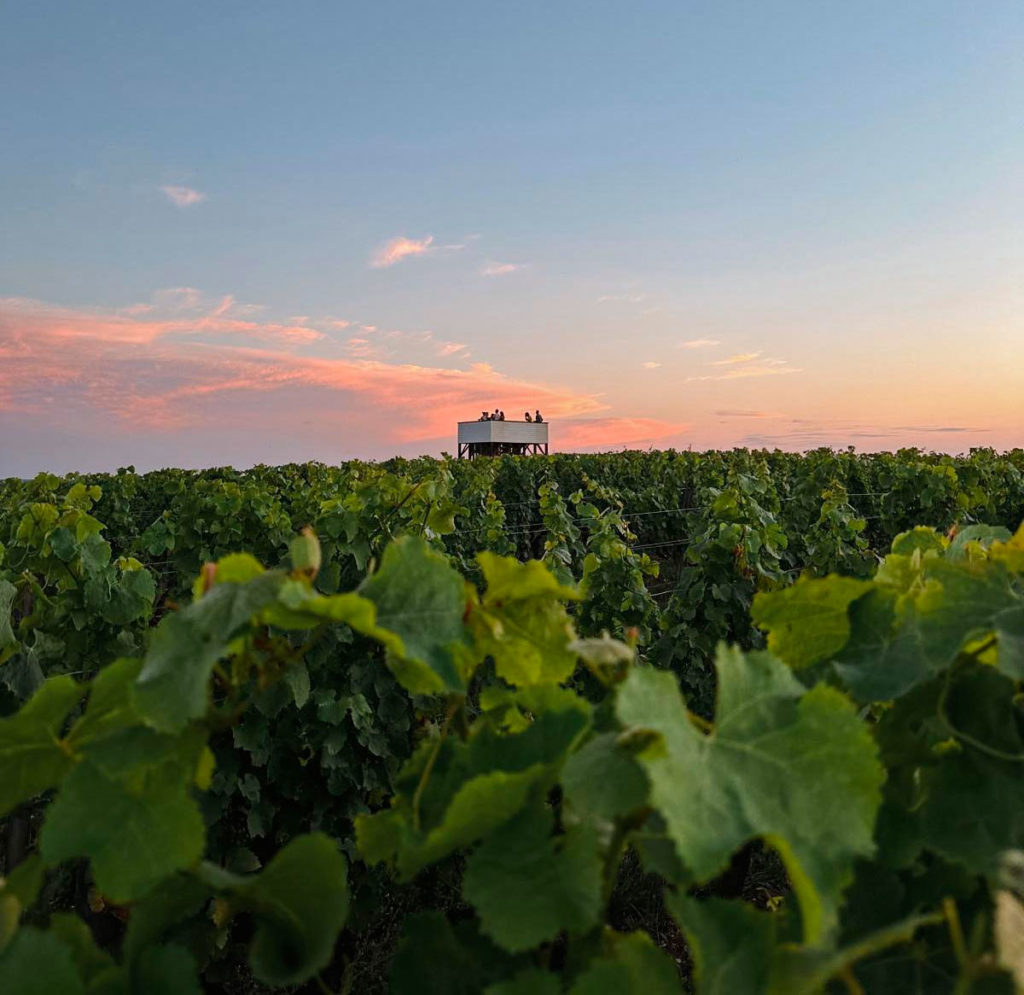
457, 420, 549, 459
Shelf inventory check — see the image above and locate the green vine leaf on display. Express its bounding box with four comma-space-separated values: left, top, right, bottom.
671, 895, 941, 995
0, 578, 18, 662
66, 656, 143, 750
917, 751, 1024, 876
40, 728, 207, 902
561, 731, 649, 824
472, 553, 580, 687
358, 536, 469, 695
231, 833, 349, 986
357, 703, 590, 878
390, 912, 519, 995
462, 801, 602, 952
0, 676, 84, 817
46, 913, 116, 985
751, 575, 871, 670
568, 930, 681, 994
486, 969, 562, 995
0, 928, 85, 995
134, 943, 203, 995
122, 875, 211, 968
135, 570, 284, 732
831, 589, 930, 701
616, 648, 883, 944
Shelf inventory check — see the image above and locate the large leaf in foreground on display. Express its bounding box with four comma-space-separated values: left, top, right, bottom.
0, 578, 17, 662
0, 676, 83, 816
752, 575, 871, 670
670, 895, 942, 995
473, 553, 580, 687
616, 648, 883, 943
831, 589, 930, 702
134, 943, 203, 995
918, 751, 1024, 876
0, 928, 84, 995
487, 970, 562, 995
668, 897, 771, 995
561, 731, 649, 824
41, 729, 206, 901
358, 536, 468, 694
135, 570, 284, 732
915, 559, 1023, 677
390, 912, 519, 995
568, 930, 680, 994
808, 550, 1024, 702
232, 833, 349, 986
462, 801, 601, 951
66, 656, 143, 749
357, 703, 590, 878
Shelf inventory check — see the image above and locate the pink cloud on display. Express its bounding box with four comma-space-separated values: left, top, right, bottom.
0, 297, 607, 449
211, 295, 236, 317
556, 417, 688, 449
371, 235, 435, 268
160, 185, 206, 207
345, 336, 378, 358
481, 261, 525, 277
679, 338, 720, 349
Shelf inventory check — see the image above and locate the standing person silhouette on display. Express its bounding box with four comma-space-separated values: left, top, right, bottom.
535, 410, 543, 423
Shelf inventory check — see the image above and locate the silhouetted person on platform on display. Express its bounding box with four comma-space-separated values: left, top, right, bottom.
498, 410, 506, 421
535, 410, 544, 423
524, 411, 532, 422
479, 411, 489, 421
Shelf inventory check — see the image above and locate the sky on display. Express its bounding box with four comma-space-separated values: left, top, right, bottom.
1, 1, 1022, 476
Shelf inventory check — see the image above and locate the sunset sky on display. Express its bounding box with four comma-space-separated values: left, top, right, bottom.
1, 2, 1022, 476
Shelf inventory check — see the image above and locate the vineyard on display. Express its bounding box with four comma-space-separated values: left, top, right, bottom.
2, 447, 1024, 993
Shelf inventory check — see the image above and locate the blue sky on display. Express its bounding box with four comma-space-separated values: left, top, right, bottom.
1, 1, 1021, 473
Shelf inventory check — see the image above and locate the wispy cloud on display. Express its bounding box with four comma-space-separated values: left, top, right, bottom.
160, 185, 206, 208
480, 261, 526, 277
734, 424, 993, 451
370, 235, 435, 268
344, 336, 374, 357
437, 341, 469, 357
894, 425, 990, 434
153, 287, 205, 310
711, 351, 761, 366
641, 361, 661, 369
678, 339, 720, 349
689, 352, 801, 382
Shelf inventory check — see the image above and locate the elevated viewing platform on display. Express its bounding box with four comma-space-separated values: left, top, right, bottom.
457, 419, 549, 459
